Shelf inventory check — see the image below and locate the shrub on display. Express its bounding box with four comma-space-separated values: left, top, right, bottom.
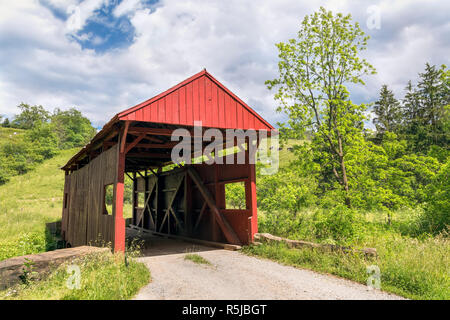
422, 160, 450, 234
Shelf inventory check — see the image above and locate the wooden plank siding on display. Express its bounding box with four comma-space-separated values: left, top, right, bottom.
117, 70, 273, 131
61, 144, 118, 247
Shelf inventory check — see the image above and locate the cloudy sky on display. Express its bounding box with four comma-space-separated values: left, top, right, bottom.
0, 0, 449, 128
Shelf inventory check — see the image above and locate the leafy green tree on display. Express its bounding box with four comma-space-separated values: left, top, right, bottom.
2, 118, 10, 127
266, 7, 375, 207
12, 103, 50, 129
51, 108, 96, 149
258, 145, 319, 215
423, 159, 449, 234
24, 122, 59, 159
372, 85, 402, 141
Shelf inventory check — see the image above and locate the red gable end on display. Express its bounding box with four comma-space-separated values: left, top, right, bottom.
118, 69, 274, 131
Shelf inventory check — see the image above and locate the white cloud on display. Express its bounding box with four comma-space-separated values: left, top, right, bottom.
113, 0, 143, 17
65, 0, 109, 32
0, 0, 449, 128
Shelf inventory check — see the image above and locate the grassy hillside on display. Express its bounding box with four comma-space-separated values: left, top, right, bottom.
0, 147, 151, 300
0, 127, 26, 144
0, 148, 76, 260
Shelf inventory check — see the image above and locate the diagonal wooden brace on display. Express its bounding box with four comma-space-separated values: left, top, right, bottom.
187, 166, 242, 245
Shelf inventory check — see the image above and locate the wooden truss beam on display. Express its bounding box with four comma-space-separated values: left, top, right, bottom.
125, 133, 147, 154
158, 174, 185, 233
187, 166, 241, 245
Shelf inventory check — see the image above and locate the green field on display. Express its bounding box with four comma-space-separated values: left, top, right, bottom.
0, 148, 76, 260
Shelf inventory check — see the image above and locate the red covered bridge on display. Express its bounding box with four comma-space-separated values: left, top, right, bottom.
61, 69, 274, 251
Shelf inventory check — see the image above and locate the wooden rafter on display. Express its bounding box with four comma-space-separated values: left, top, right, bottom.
125, 133, 147, 154
127, 152, 172, 159
132, 142, 179, 149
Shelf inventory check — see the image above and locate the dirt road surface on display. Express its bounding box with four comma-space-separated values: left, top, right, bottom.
133, 236, 403, 300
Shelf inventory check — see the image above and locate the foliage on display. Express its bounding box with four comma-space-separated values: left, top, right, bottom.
372, 85, 402, 140
422, 159, 450, 234
2, 117, 10, 127
266, 7, 376, 207
225, 182, 246, 209
401, 64, 449, 153
0, 104, 96, 185
257, 144, 318, 214
11, 103, 50, 129
19, 258, 38, 285
342, 133, 440, 210
51, 108, 97, 149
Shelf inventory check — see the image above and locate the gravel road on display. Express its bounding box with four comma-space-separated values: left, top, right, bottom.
133, 237, 403, 300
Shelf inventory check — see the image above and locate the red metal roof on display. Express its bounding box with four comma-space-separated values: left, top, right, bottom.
118, 69, 274, 130
62, 70, 274, 170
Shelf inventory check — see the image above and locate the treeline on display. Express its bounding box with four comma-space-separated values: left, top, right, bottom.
259, 62, 449, 235
372, 63, 448, 156
0, 104, 96, 184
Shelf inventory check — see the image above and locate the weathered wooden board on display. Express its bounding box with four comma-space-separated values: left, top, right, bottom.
62, 144, 118, 247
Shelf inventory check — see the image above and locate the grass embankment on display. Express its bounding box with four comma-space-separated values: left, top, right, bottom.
0, 149, 76, 260
0, 251, 150, 300
245, 209, 449, 300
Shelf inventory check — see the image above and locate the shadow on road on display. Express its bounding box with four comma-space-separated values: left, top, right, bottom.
126, 228, 220, 258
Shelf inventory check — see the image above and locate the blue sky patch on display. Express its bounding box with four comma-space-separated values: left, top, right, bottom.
40, 0, 157, 53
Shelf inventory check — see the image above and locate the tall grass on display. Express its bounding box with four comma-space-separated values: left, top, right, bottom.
0, 251, 150, 300
248, 208, 450, 300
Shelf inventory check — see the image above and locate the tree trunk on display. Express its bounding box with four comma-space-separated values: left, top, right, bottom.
339, 154, 351, 208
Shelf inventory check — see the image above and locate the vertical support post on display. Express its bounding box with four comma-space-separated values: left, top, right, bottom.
212, 164, 220, 242
114, 129, 126, 252
184, 170, 192, 236
246, 137, 258, 243
132, 172, 137, 226
144, 170, 149, 229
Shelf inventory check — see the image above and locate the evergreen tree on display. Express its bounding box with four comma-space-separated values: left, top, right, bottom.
402, 64, 449, 153
373, 84, 402, 141
2, 118, 10, 128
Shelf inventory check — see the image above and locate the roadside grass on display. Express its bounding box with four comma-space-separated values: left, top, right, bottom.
184, 253, 211, 265
0, 251, 150, 300
244, 210, 450, 300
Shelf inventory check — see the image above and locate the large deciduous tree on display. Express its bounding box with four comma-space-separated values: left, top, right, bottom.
51, 108, 97, 149
266, 7, 375, 207
12, 103, 50, 129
